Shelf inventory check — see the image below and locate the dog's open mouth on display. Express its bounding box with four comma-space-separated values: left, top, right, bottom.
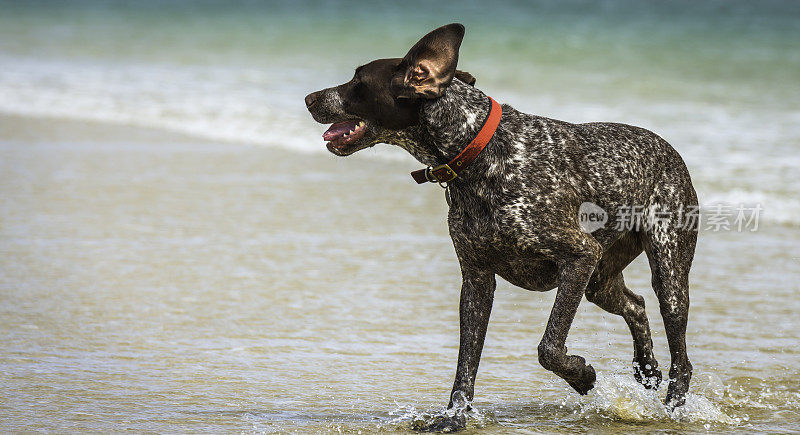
323, 119, 367, 153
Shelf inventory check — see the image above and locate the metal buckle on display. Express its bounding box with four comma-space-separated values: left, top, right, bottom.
426, 163, 457, 187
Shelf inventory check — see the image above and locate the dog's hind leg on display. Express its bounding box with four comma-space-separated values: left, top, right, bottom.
643, 181, 698, 409
586, 272, 661, 389
586, 233, 662, 389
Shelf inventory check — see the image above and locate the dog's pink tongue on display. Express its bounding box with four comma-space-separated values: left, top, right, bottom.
322, 120, 358, 141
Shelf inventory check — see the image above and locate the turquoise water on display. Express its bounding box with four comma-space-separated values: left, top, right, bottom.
1, 1, 799, 433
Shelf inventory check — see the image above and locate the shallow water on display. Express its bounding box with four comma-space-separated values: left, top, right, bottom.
1, 117, 799, 432
1, 1, 800, 432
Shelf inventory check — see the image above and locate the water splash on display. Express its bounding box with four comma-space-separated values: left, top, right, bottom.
387, 399, 497, 432
578, 372, 737, 424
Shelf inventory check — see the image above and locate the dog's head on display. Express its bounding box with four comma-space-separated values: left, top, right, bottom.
305, 23, 475, 156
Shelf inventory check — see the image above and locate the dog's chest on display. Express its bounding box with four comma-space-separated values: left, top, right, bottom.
447, 197, 560, 291
447, 188, 548, 251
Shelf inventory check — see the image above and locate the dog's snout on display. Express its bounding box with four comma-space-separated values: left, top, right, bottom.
305, 92, 319, 109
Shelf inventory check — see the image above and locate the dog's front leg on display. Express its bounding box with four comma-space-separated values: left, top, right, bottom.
537, 236, 602, 395
449, 269, 496, 408
418, 269, 495, 432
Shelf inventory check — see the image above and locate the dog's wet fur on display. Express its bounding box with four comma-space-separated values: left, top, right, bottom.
306, 24, 698, 430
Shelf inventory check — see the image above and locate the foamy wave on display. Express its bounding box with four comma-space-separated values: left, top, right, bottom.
0, 55, 324, 153
700, 189, 800, 226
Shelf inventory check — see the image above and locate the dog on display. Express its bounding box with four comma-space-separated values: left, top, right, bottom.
306, 23, 698, 429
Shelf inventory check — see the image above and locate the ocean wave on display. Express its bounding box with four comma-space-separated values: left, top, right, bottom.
1, 55, 797, 225
0, 55, 326, 154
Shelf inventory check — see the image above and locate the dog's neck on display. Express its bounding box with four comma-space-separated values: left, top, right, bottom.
386, 80, 493, 168
421, 79, 492, 159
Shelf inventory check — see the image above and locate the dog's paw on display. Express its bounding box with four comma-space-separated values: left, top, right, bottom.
664, 379, 689, 411
566, 363, 596, 395
411, 413, 466, 433
633, 362, 662, 390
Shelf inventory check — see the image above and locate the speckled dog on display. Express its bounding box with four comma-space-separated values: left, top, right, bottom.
306, 23, 698, 428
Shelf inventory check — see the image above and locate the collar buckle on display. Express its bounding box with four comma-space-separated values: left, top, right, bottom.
426, 163, 457, 184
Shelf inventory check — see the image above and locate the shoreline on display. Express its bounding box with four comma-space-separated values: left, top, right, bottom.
0, 112, 215, 145
0, 111, 425, 181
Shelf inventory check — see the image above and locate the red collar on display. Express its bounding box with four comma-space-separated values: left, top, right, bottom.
411, 96, 502, 185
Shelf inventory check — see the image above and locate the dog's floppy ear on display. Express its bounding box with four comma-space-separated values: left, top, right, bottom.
455, 70, 476, 86
392, 23, 465, 99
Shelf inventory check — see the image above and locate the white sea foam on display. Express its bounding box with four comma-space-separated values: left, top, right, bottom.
0, 55, 324, 154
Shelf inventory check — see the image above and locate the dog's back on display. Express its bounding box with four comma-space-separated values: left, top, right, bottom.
439, 80, 697, 250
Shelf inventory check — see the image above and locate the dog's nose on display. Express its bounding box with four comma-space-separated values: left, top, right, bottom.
305, 92, 318, 108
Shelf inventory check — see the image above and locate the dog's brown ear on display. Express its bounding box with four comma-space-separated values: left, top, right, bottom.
393, 23, 465, 99
455, 70, 476, 86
